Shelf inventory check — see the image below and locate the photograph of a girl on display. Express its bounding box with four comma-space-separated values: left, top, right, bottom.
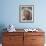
19, 5, 34, 23
23, 9, 32, 20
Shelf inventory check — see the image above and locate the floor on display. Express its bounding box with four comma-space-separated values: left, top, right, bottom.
0, 44, 2, 46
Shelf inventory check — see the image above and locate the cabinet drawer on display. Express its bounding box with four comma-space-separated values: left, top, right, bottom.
3, 32, 23, 36
24, 32, 44, 36
3, 43, 23, 46
3, 36, 23, 44
32, 36, 45, 44
32, 44, 44, 46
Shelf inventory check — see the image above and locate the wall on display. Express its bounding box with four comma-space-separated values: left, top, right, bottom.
0, 0, 46, 29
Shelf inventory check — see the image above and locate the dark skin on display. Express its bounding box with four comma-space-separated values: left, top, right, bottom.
23, 10, 32, 20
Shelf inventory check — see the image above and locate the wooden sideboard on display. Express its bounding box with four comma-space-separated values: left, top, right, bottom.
2, 31, 45, 46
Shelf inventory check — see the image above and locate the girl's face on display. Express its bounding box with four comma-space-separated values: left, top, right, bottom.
23, 10, 30, 18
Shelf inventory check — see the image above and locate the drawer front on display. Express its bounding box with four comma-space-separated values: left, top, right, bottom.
3, 36, 23, 44
32, 36, 45, 44
24, 32, 44, 36
32, 44, 44, 46
3, 43, 23, 46
3, 32, 23, 36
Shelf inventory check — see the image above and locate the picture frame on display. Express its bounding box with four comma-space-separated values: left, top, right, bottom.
19, 5, 34, 23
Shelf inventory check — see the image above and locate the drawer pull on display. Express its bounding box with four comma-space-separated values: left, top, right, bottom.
9, 38, 12, 40
9, 38, 14, 40
32, 39, 36, 40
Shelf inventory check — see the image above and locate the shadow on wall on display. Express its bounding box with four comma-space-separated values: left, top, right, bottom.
0, 24, 7, 43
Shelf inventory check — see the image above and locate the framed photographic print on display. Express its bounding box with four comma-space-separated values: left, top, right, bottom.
19, 5, 34, 23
